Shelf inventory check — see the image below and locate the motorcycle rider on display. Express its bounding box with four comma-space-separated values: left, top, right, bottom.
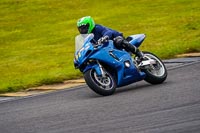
77, 16, 144, 60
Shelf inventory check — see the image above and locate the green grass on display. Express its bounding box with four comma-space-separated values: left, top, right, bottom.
0, 0, 200, 93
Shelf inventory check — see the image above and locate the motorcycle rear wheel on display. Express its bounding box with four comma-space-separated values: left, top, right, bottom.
141, 51, 167, 84
84, 69, 117, 96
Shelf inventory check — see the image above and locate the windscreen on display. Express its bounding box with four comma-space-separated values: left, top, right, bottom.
75, 34, 94, 52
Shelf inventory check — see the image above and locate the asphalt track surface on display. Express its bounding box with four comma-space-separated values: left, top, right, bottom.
0, 57, 200, 133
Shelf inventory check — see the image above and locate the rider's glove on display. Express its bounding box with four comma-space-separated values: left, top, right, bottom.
97, 35, 109, 44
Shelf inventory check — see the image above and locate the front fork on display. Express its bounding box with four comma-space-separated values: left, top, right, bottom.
94, 60, 106, 77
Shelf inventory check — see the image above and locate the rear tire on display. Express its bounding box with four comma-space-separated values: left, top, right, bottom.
84, 69, 117, 96
142, 51, 167, 84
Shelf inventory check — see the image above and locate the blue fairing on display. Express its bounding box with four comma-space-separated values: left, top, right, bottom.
74, 34, 146, 87
89, 41, 145, 86
128, 34, 145, 47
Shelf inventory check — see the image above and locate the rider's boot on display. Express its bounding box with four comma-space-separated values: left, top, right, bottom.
122, 40, 144, 60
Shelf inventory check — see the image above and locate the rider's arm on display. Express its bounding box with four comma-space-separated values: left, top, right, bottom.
96, 24, 123, 40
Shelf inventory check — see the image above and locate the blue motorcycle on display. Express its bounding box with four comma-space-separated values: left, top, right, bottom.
74, 33, 167, 96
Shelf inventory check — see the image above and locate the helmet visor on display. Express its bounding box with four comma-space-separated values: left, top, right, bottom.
78, 24, 89, 34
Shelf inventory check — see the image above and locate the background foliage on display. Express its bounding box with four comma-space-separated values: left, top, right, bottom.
0, 0, 199, 93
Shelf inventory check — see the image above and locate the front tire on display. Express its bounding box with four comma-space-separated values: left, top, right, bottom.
84, 69, 117, 96
142, 51, 167, 84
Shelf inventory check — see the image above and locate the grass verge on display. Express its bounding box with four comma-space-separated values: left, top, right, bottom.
0, 0, 200, 93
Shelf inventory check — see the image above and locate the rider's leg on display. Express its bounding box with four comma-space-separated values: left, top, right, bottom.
114, 36, 144, 59
122, 39, 144, 59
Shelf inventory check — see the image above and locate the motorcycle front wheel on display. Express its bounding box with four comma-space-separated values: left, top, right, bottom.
84, 69, 117, 96
142, 51, 167, 84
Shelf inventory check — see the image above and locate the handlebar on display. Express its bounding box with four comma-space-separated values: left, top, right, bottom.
97, 35, 109, 45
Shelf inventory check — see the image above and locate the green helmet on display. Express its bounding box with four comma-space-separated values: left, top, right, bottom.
77, 16, 95, 34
